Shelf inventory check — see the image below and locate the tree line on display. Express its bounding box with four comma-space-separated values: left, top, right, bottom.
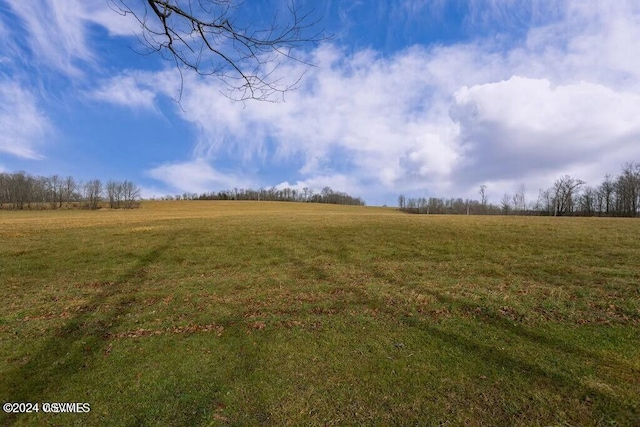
398, 162, 640, 217
0, 172, 141, 210
154, 186, 366, 206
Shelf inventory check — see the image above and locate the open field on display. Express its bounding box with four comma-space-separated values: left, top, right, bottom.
1, 201, 639, 426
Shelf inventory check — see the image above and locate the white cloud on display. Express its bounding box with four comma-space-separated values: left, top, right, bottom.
276, 174, 364, 197
5, 0, 140, 76
147, 159, 254, 195
137, 184, 172, 200
0, 10, 18, 65
0, 81, 51, 159
454, 76, 640, 156
90, 73, 159, 111
5, 0, 94, 76
450, 76, 640, 199
164, 44, 461, 198
81, 1, 144, 37
100, 0, 640, 204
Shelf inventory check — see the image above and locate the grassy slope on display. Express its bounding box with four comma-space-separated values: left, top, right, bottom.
0, 201, 639, 426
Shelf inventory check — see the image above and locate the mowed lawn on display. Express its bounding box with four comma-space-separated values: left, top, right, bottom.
1, 201, 639, 426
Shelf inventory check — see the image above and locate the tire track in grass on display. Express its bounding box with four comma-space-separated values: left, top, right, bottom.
0, 233, 178, 426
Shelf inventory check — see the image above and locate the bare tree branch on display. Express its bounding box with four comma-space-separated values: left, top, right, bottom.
109, 0, 328, 101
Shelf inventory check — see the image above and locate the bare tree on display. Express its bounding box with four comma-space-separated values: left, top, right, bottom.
83, 179, 104, 210
509, 184, 526, 214
107, 180, 124, 208
501, 193, 511, 215
418, 197, 428, 214
516, 184, 526, 213
478, 185, 487, 213
578, 186, 597, 216
398, 194, 406, 210
615, 162, 640, 217
0, 173, 6, 208
46, 175, 60, 209
551, 175, 585, 216
0, 172, 142, 211
598, 174, 615, 215
122, 180, 142, 208
9, 172, 34, 210
111, 0, 326, 101
63, 176, 77, 206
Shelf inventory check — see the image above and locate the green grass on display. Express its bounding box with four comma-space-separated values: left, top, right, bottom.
1, 201, 639, 426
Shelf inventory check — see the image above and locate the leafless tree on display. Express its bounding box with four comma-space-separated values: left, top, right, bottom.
516, 184, 526, 213
83, 179, 104, 210
0, 173, 6, 208
10, 172, 33, 210
0, 172, 142, 210
110, 0, 326, 101
122, 180, 142, 208
63, 176, 78, 206
106, 180, 142, 208
509, 184, 526, 214
391, 164, 637, 217
32, 176, 47, 206
418, 197, 428, 214
614, 162, 640, 217
478, 184, 487, 212
398, 194, 406, 210
107, 180, 124, 208
598, 174, 615, 215
501, 193, 511, 215
551, 175, 585, 216
577, 186, 597, 216
45, 175, 58, 209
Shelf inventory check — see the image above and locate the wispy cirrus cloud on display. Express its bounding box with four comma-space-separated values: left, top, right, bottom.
4, 0, 94, 76
0, 80, 51, 159
81, 1, 144, 37
89, 72, 161, 111
0, 0, 145, 165
4, 0, 140, 76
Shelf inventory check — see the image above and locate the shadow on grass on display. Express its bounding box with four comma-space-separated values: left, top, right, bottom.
405, 289, 640, 423
421, 289, 640, 372
0, 236, 176, 425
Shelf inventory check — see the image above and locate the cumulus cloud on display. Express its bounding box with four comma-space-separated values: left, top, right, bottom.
0, 81, 51, 159
452, 77, 640, 182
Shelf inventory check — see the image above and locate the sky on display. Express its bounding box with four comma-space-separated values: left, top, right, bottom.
1, 0, 639, 206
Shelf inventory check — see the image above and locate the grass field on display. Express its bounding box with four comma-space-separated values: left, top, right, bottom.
1, 201, 639, 426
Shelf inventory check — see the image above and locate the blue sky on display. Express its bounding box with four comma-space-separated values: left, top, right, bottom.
1, 1, 640, 206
